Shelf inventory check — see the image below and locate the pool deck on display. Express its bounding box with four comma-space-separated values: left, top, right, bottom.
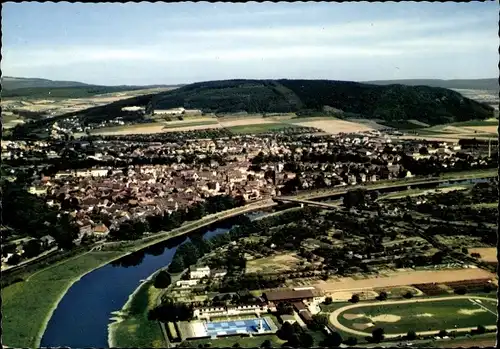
178, 316, 278, 341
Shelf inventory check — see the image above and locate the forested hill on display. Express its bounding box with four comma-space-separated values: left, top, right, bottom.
150, 79, 494, 124
9, 79, 495, 139
365, 78, 498, 91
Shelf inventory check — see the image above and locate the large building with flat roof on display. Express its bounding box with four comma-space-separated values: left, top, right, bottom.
263, 288, 322, 303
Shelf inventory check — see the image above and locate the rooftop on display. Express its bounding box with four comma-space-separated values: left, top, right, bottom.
264, 289, 316, 302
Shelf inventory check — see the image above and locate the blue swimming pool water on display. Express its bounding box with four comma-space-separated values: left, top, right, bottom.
205, 318, 271, 336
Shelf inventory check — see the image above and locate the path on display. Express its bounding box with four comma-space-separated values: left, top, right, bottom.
328, 295, 497, 338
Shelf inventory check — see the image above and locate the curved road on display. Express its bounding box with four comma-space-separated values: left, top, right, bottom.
329, 295, 497, 338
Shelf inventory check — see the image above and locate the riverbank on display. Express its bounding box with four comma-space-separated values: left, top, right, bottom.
2, 251, 124, 348
2, 201, 274, 348
108, 278, 164, 348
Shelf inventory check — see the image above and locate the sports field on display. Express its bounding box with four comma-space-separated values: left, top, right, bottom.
331, 296, 497, 338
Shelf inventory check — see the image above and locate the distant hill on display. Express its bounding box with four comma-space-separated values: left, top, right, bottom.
1, 76, 182, 99
9, 79, 495, 139
365, 78, 498, 91
1, 76, 91, 90
149, 79, 494, 124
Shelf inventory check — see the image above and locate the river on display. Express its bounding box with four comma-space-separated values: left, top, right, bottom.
40, 210, 268, 348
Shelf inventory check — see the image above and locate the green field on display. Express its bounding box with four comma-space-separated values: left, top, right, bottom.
227, 123, 301, 134
337, 297, 497, 335
1, 251, 123, 348
108, 279, 165, 348
161, 120, 219, 129
380, 120, 426, 130
450, 120, 499, 127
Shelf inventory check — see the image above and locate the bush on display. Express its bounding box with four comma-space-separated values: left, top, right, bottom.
483, 284, 494, 293
154, 270, 172, 289
343, 337, 358, 346
438, 330, 448, 338
406, 330, 417, 340
474, 325, 486, 335
261, 339, 272, 348
371, 328, 385, 343
377, 291, 388, 301
324, 296, 333, 305
454, 286, 467, 295
403, 291, 414, 299
349, 294, 360, 303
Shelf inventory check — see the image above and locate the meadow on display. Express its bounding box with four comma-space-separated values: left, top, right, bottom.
108, 279, 165, 348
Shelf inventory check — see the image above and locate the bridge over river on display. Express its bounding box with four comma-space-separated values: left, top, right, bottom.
273, 173, 496, 208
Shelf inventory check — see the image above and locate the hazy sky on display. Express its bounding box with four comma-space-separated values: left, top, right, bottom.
2, 2, 497, 85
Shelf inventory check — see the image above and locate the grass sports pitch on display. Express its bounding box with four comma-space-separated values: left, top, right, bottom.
335, 296, 497, 335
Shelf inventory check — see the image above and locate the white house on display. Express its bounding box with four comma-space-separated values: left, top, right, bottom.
190, 265, 211, 279
211, 269, 227, 278
176, 279, 200, 288
121, 106, 145, 112
155, 107, 185, 115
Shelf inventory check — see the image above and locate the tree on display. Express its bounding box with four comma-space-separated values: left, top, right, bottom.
309, 314, 328, 331
454, 287, 467, 295
377, 291, 388, 301
349, 294, 360, 303
475, 325, 486, 335
461, 247, 468, 254
406, 330, 417, 340
438, 330, 448, 338
168, 255, 185, 273
261, 339, 272, 348
298, 332, 314, 348
321, 332, 342, 347
277, 322, 295, 341
277, 302, 294, 315
343, 337, 357, 346
324, 296, 333, 305
403, 291, 413, 299
371, 328, 385, 343
6, 253, 21, 265
232, 343, 240, 348
154, 270, 172, 289
22, 239, 43, 259
419, 147, 429, 155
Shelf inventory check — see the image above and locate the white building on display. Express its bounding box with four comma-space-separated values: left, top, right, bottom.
176, 279, 200, 288
211, 269, 227, 278
155, 107, 185, 115
189, 265, 211, 279
121, 106, 145, 112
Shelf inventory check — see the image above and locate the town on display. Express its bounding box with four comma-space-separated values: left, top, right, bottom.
2, 128, 496, 266
1, 2, 498, 349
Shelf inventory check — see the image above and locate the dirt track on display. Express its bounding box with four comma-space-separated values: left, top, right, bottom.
329, 295, 497, 338
315, 268, 496, 294
468, 248, 498, 263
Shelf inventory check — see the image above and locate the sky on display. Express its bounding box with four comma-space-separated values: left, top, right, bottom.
2, 2, 498, 85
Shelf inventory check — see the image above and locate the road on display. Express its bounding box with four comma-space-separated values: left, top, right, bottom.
281, 170, 496, 201
328, 295, 497, 338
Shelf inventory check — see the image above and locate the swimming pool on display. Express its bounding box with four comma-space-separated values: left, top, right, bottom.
205, 318, 271, 336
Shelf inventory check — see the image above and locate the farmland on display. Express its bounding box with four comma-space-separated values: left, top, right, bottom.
290, 118, 378, 134
226, 123, 303, 134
